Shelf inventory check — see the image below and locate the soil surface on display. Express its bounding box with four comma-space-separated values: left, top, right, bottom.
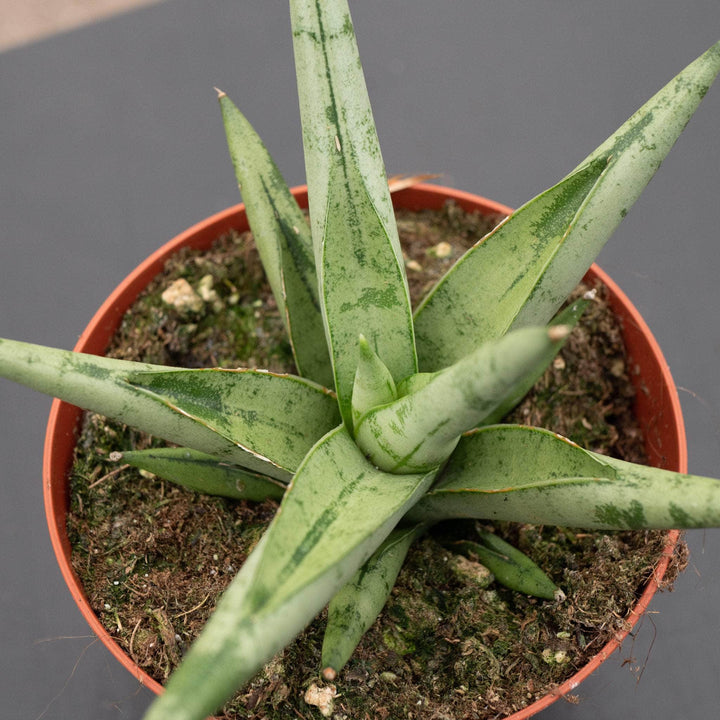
66, 201, 687, 719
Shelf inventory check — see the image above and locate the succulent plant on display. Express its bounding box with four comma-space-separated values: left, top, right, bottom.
0, 2, 719, 719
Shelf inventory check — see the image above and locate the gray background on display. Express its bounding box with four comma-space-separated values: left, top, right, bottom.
1, 1, 720, 718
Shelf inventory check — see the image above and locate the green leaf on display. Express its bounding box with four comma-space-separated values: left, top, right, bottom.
291, 0, 417, 425
127, 367, 340, 478
117, 447, 286, 501
478, 298, 589, 426
0, 339, 295, 480
413, 159, 608, 371
454, 529, 560, 600
406, 424, 720, 529
351, 334, 397, 431
396, 371, 435, 397
510, 39, 720, 330
321, 524, 424, 678
355, 327, 570, 473
0, 339, 343, 480
414, 40, 720, 372
218, 92, 332, 387
143, 425, 435, 720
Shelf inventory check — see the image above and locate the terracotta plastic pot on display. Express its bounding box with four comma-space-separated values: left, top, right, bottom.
43, 184, 687, 718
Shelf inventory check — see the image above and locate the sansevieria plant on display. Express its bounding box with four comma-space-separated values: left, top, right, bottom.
1, 2, 719, 719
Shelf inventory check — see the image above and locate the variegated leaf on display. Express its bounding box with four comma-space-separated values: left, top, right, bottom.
407, 424, 720, 529
355, 327, 569, 473
509, 39, 720, 331
117, 447, 286, 501
0, 339, 341, 481
321, 524, 424, 678
415, 40, 720, 371
0, 339, 289, 479
218, 92, 332, 387
143, 426, 435, 720
413, 158, 608, 371
127, 367, 340, 478
291, 0, 416, 425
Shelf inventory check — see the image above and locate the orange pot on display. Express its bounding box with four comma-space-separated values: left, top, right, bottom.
42, 185, 687, 718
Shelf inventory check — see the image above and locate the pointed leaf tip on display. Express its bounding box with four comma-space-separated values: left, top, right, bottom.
413, 157, 608, 370
465, 529, 560, 600
356, 327, 565, 473
321, 524, 422, 676
351, 334, 397, 431
218, 91, 332, 385
291, 0, 417, 424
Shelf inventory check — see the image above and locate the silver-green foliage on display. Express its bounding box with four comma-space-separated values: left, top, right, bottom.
0, 2, 719, 718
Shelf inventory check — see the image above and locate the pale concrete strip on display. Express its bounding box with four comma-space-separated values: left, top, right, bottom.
0, 0, 166, 51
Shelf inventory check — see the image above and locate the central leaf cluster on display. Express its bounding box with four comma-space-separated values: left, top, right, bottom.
350, 327, 570, 474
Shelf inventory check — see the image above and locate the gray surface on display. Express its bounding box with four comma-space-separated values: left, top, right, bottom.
1, 2, 719, 718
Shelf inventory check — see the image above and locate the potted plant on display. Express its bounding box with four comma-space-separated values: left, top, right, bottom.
1, 2, 719, 719
44, 183, 687, 720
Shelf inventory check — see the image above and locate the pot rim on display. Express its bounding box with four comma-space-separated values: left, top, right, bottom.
42, 183, 688, 718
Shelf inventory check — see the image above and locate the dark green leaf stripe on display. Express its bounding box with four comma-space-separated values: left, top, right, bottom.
218, 93, 332, 387
250, 426, 434, 608
118, 447, 286, 501
321, 524, 424, 676
0, 339, 297, 480
291, 0, 416, 425
413, 159, 608, 372
406, 425, 720, 529
127, 368, 340, 477
143, 426, 435, 720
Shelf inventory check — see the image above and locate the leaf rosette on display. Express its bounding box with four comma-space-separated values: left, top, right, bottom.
0, 2, 719, 719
